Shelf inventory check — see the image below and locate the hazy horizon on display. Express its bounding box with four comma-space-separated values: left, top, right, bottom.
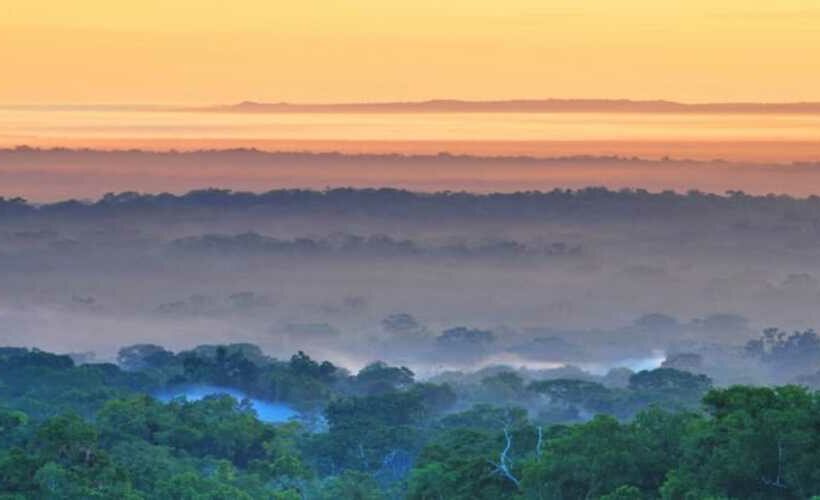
5, 147, 820, 202
9, 96, 820, 109
3, 104, 820, 201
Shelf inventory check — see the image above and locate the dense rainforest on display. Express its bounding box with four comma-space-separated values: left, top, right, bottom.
0, 343, 818, 499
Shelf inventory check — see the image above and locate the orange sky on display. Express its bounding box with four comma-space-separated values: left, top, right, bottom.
3, 0, 820, 105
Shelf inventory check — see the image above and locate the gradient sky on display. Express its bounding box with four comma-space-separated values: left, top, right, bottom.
3, 0, 820, 104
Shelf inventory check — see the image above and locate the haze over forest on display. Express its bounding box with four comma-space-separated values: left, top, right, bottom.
2, 186, 820, 385
4, 0, 820, 496
3, 101, 820, 382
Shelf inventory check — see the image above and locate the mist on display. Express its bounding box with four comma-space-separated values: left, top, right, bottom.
6, 148, 820, 201
2, 187, 819, 389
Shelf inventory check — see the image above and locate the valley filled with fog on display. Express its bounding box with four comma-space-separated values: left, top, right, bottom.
2, 187, 819, 388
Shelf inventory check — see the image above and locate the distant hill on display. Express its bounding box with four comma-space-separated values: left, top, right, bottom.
195, 99, 820, 114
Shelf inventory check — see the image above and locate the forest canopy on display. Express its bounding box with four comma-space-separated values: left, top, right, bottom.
1, 343, 818, 499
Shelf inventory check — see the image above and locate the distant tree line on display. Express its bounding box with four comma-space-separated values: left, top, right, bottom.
4, 186, 820, 221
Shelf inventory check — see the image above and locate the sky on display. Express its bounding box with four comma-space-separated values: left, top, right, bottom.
2, 0, 820, 105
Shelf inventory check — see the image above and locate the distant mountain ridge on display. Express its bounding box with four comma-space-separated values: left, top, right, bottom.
197, 99, 820, 114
